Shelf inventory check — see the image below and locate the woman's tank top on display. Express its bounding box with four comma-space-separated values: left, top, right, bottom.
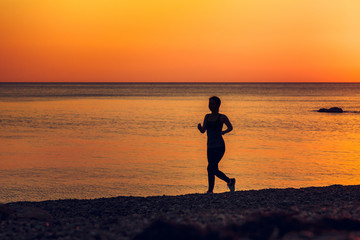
206, 114, 225, 148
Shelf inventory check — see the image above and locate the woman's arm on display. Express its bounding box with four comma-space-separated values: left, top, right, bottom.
198, 115, 208, 133
221, 115, 233, 135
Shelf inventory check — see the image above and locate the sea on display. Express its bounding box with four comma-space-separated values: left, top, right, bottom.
1, 82, 360, 203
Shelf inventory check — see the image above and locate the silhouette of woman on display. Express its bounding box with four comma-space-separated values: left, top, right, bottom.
198, 96, 235, 193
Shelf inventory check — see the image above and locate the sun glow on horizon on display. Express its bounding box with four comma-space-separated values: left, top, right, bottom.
0, 0, 359, 82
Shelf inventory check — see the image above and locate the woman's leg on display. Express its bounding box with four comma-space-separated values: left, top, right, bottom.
207, 146, 230, 192
214, 146, 230, 182
207, 148, 216, 192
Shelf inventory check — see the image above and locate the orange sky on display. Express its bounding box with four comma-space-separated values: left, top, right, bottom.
0, 0, 359, 82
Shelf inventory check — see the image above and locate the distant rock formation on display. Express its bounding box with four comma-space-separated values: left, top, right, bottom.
318, 107, 343, 113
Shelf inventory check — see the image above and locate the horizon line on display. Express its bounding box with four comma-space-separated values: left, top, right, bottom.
1, 81, 360, 84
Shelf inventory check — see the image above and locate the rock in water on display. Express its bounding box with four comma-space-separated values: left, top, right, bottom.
318, 107, 343, 113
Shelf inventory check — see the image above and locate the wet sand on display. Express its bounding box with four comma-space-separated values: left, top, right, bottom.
2, 185, 360, 239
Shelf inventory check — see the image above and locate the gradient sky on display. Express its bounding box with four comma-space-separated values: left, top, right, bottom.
0, 0, 359, 82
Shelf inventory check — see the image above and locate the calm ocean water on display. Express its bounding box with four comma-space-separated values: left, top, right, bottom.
1, 83, 360, 202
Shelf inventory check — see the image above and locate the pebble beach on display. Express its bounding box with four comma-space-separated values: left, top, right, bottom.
2, 185, 360, 239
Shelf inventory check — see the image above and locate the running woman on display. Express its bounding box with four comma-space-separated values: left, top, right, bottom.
198, 96, 236, 193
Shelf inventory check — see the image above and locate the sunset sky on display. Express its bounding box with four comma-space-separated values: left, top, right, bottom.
0, 0, 359, 82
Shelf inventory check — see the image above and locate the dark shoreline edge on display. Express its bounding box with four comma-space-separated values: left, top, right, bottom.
5, 184, 359, 205
3, 184, 360, 239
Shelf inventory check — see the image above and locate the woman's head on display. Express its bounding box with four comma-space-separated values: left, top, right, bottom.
209, 96, 221, 113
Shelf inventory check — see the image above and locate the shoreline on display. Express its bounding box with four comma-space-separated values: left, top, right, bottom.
2, 185, 360, 239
